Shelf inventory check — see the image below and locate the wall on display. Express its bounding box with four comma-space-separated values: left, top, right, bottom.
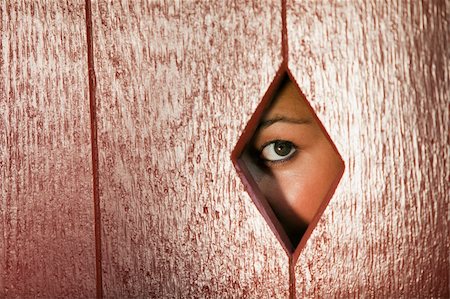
1, 0, 448, 298
288, 1, 449, 296
1, 1, 96, 298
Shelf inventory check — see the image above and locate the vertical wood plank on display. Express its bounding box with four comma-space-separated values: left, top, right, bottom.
0, 1, 96, 297
92, 0, 289, 297
288, 1, 449, 297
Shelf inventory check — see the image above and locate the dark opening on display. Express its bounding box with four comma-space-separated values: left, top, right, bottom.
232, 70, 344, 255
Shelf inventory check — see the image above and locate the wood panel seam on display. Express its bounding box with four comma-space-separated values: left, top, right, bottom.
84, 0, 102, 298
282, 0, 288, 64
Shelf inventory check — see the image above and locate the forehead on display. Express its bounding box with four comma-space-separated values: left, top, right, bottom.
264, 81, 312, 120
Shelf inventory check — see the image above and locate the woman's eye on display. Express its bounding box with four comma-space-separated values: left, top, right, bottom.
260, 140, 297, 163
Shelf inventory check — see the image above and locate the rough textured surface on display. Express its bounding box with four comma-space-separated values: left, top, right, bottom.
0, 1, 96, 298
92, 0, 288, 297
288, 1, 449, 297
2, 1, 448, 297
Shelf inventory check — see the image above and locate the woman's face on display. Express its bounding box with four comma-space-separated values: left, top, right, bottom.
245, 79, 343, 245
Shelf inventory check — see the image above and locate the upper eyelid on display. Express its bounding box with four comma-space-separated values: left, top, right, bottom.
258, 140, 297, 153
253, 122, 312, 149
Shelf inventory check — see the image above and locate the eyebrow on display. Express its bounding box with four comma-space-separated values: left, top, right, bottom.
258, 116, 312, 129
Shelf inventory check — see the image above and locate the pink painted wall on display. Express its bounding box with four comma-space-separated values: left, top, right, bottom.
1, 1, 96, 297
1, 1, 448, 297
288, 1, 449, 297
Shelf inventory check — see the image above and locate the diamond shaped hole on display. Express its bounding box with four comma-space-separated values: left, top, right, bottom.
232, 70, 344, 255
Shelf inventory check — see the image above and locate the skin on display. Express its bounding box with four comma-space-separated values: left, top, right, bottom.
245, 79, 343, 245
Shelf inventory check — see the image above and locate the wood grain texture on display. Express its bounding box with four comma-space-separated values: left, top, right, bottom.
0, 1, 96, 297
288, 1, 449, 297
92, 0, 289, 297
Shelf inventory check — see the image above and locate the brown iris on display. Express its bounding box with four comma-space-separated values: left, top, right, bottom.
274, 141, 293, 156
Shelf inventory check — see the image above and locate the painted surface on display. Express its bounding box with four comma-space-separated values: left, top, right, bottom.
288, 1, 449, 297
92, 0, 289, 297
0, 1, 96, 298
1, 0, 448, 298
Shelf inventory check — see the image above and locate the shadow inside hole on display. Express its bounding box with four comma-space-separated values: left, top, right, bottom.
239, 75, 343, 249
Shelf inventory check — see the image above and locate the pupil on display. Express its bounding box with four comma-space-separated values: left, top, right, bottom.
274, 141, 291, 156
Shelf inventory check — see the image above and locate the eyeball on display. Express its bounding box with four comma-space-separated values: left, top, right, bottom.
260, 140, 297, 162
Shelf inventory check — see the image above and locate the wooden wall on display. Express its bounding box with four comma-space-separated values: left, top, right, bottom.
1, 0, 448, 298
1, 1, 96, 298
92, 0, 288, 297
288, 1, 449, 297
